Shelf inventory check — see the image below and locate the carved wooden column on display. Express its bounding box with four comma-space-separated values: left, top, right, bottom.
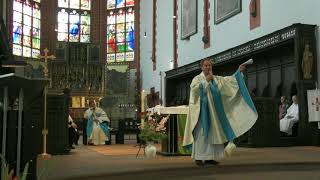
152, 0, 157, 71
173, 0, 178, 68
203, 0, 210, 49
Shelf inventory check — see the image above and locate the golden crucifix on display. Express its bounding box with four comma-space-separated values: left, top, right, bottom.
38, 48, 55, 157
38, 48, 56, 78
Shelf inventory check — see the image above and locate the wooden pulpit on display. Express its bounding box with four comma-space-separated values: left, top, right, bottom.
0, 73, 48, 180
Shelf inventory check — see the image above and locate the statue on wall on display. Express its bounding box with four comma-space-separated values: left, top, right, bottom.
301, 44, 314, 79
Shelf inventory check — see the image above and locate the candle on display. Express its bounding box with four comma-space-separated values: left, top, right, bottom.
141, 90, 145, 125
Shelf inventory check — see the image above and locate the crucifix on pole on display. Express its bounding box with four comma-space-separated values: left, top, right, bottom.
38, 48, 55, 157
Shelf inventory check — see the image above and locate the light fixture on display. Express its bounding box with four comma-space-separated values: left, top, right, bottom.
0, 54, 27, 68
143, 31, 147, 38
169, 60, 174, 69
1, 60, 27, 67
173, 15, 176, 19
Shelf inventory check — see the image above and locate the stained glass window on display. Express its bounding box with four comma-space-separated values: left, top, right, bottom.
12, 0, 41, 58
106, 0, 135, 63
57, 0, 91, 42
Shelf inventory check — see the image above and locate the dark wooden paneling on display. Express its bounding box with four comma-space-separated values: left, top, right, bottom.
270, 67, 281, 96
46, 93, 70, 155
283, 64, 296, 96
236, 97, 280, 147
257, 70, 268, 96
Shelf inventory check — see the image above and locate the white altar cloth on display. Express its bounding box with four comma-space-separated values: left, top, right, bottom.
146, 105, 189, 115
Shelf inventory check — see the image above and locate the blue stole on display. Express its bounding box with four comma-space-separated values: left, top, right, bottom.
86, 113, 109, 138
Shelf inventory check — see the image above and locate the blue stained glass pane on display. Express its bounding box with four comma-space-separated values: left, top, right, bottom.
126, 41, 134, 51
70, 23, 80, 36
13, 23, 22, 44
13, 33, 22, 44
126, 25, 134, 40
116, 0, 124, 8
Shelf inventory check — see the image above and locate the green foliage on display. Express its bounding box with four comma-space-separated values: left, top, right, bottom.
139, 123, 166, 142
0, 154, 29, 180
139, 114, 168, 143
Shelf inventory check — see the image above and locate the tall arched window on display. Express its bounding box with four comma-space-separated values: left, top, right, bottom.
57, 0, 91, 42
106, 0, 134, 63
12, 0, 41, 58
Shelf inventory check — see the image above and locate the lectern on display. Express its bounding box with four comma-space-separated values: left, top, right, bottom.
0, 73, 48, 180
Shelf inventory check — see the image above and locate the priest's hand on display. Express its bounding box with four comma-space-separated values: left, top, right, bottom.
239, 64, 246, 72
206, 71, 213, 82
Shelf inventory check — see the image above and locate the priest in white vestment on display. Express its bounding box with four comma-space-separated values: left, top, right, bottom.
84, 100, 110, 145
183, 58, 258, 166
280, 95, 299, 135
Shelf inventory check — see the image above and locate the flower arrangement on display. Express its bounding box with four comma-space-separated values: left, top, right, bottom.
139, 114, 168, 143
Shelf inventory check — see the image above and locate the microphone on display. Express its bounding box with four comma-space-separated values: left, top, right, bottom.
241, 58, 253, 66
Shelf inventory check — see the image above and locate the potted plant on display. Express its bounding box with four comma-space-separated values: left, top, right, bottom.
139, 114, 168, 158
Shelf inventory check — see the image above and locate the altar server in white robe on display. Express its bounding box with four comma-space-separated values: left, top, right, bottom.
84, 100, 110, 145
280, 95, 299, 135
183, 58, 258, 166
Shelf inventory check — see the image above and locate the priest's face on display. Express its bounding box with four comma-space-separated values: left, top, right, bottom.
89, 101, 96, 110
201, 59, 213, 76
292, 95, 298, 104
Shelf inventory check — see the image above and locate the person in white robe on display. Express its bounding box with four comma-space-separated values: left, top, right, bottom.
84, 100, 110, 145
183, 58, 258, 166
280, 95, 299, 135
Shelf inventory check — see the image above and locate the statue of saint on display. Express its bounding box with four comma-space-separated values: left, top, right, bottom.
302, 44, 313, 79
